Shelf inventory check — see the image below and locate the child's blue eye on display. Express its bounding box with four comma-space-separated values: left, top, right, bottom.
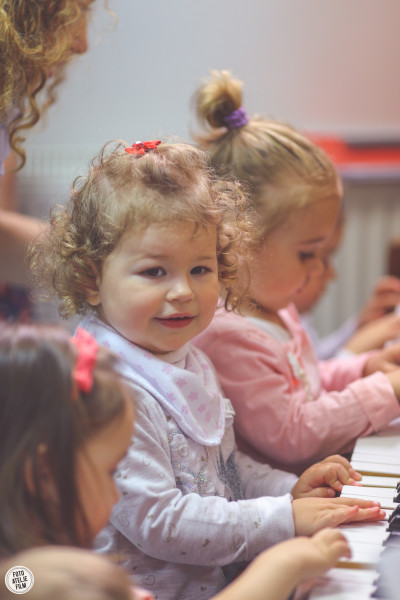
142, 267, 165, 277
191, 266, 210, 275
299, 252, 315, 261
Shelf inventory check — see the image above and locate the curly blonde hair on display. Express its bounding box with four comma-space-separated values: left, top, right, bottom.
0, 0, 97, 168
29, 140, 253, 317
193, 70, 342, 243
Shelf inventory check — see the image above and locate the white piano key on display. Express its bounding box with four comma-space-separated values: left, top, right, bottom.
340, 486, 397, 509
338, 521, 390, 545
354, 433, 400, 456
351, 451, 400, 466
383, 508, 393, 521
308, 568, 377, 599
341, 485, 396, 499
350, 459, 400, 477
358, 474, 399, 488
337, 540, 384, 567
315, 568, 377, 584
309, 584, 375, 600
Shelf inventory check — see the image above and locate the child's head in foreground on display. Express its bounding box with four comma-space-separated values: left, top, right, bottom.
30, 140, 251, 353
0, 323, 134, 556
193, 70, 343, 316
0, 546, 135, 600
0, 545, 135, 600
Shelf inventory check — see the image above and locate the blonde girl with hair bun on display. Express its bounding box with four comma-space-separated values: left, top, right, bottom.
193, 70, 400, 474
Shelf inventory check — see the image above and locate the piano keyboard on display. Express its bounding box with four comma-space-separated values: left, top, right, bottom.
306, 417, 400, 600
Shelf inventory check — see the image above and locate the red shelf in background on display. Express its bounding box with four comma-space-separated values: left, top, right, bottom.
305, 135, 400, 181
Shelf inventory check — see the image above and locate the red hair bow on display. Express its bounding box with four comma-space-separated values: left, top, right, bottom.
125, 140, 161, 155
71, 328, 99, 395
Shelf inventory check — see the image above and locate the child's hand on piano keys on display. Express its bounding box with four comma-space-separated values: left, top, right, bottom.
292, 496, 386, 536
212, 529, 350, 600
279, 529, 351, 582
291, 454, 362, 499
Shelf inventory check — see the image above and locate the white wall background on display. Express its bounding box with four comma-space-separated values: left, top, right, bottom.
26, 0, 400, 150
18, 0, 400, 331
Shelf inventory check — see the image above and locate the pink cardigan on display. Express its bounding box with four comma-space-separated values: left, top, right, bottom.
194, 304, 400, 472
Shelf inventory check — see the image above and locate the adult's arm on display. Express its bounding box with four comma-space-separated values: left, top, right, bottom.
0, 151, 45, 284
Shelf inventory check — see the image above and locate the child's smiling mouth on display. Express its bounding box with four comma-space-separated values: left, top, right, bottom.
155, 314, 195, 328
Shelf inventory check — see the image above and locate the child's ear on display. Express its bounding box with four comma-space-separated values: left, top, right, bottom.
86, 286, 101, 306
85, 261, 101, 307
24, 444, 58, 502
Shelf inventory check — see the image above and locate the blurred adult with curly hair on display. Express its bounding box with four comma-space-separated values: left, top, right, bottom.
0, 0, 96, 319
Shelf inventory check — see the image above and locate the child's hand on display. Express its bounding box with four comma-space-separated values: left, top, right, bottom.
292, 496, 385, 536
213, 529, 350, 600
277, 529, 351, 582
363, 343, 400, 376
345, 312, 400, 353
358, 276, 400, 326
291, 454, 361, 499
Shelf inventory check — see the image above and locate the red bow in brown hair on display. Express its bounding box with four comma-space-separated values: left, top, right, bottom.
71, 328, 98, 396
125, 140, 161, 155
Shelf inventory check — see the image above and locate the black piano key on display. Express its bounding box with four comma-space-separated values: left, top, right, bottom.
371, 582, 398, 598
383, 531, 400, 547
372, 546, 400, 598
388, 505, 400, 531
388, 516, 400, 531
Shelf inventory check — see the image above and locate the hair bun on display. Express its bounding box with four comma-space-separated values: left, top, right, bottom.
194, 70, 244, 130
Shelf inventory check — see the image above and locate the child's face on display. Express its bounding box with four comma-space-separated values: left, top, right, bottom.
75, 398, 134, 541
293, 220, 344, 314
247, 197, 340, 317
87, 222, 219, 354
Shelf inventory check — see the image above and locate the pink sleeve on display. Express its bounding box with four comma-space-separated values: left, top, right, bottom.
195, 325, 400, 469
318, 352, 372, 391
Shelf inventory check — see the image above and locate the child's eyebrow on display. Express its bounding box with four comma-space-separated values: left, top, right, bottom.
138, 253, 216, 261
299, 236, 327, 244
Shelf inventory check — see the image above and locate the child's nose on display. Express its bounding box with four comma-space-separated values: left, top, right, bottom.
325, 261, 337, 281
309, 255, 326, 278
167, 278, 195, 302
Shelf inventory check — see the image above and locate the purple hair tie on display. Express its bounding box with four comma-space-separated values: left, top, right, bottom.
223, 107, 249, 130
